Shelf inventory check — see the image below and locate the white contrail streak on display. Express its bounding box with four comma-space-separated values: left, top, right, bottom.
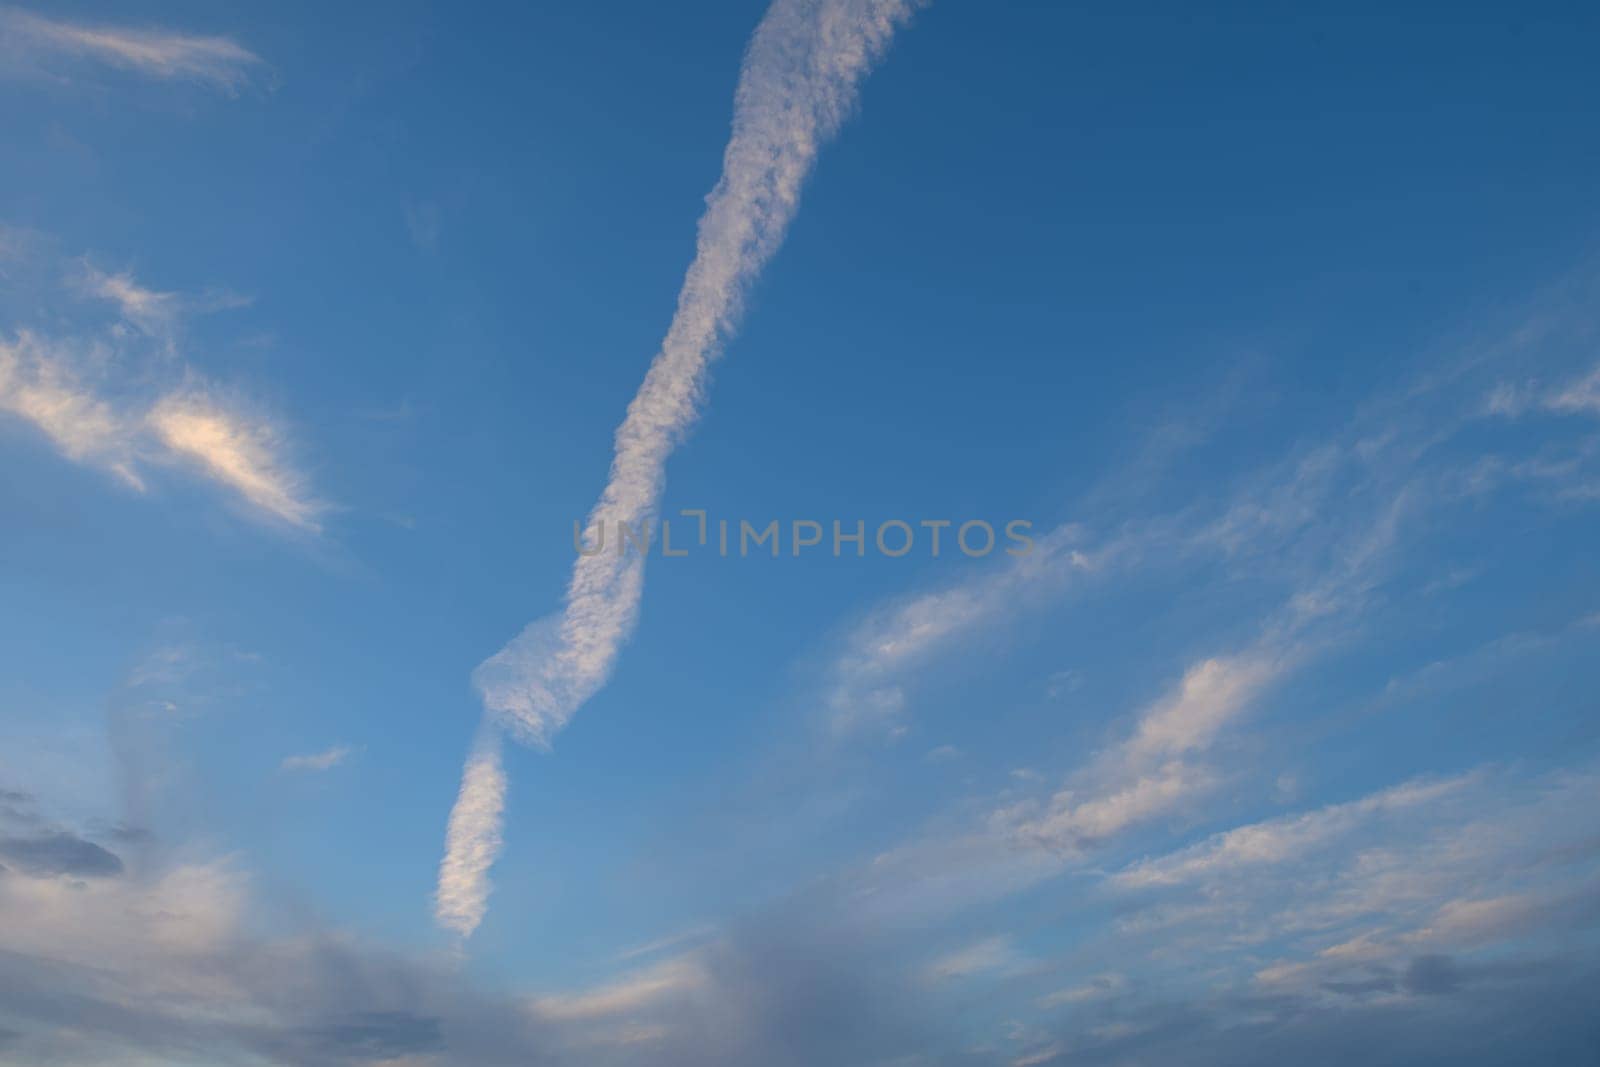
435, 730, 506, 938
435, 0, 922, 938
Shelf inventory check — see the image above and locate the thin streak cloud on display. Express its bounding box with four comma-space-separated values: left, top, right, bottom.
279, 745, 355, 773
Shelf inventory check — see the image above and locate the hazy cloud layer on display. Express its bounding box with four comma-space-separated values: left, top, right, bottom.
3, 758, 1597, 1065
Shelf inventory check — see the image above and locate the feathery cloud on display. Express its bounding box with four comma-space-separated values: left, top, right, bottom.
821, 340, 1573, 916
149, 389, 323, 532
82, 266, 171, 321
1, 8, 262, 92
0, 249, 325, 532
1001, 645, 1290, 854
1548, 363, 1600, 415
438, 0, 921, 938
1111, 772, 1478, 890
1486, 362, 1600, 419
1122, 655, 1279, 762
527, 956, 706, 1023
1109, 763, 1600, 965
824, 526, 1096, 738
0, 331, 142, 486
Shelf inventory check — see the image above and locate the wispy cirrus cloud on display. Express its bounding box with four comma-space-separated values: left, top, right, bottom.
0, 331, 142, 487
1105, 763, 1600, 1002
150, 388, 323, 531
1486, 361, 1600, 419
922, 935, 1026, 983
437, 0, 923, 939
825, 760, 1600, 1066
1110, 772, 1480, 891
824, 525, 1097, 739
0, 245, 327, 532
821, 460, 1397, 865
279, 745, 355, 773
795, 285, 1600, 941
80, 266, 180, 344
1000, 641, 1294, 855
0, 7, 263, 93
527, 955, 707, 1023
1548, 364, 1600, 415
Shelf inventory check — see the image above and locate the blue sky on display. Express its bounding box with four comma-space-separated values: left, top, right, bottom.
1, 1, 1598, 1064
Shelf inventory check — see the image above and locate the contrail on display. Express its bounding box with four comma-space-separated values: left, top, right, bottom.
435, 729, 506, 938
435, 0, 923, 938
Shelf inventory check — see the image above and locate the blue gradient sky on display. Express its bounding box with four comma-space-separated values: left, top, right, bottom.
1, 2, 1598, 1064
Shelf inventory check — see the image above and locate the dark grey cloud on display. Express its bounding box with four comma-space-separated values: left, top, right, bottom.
1023, 959, 1600, 1067
1323, 970, 1399, 997
1318, 953, 1523, 1001
78, 819, 154, 847
643, 912, 977, 1067
0, 832, 123, 878
292, 1011, 444, 1061
1403, 954, 1464, 996
0, 789, 37, 825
